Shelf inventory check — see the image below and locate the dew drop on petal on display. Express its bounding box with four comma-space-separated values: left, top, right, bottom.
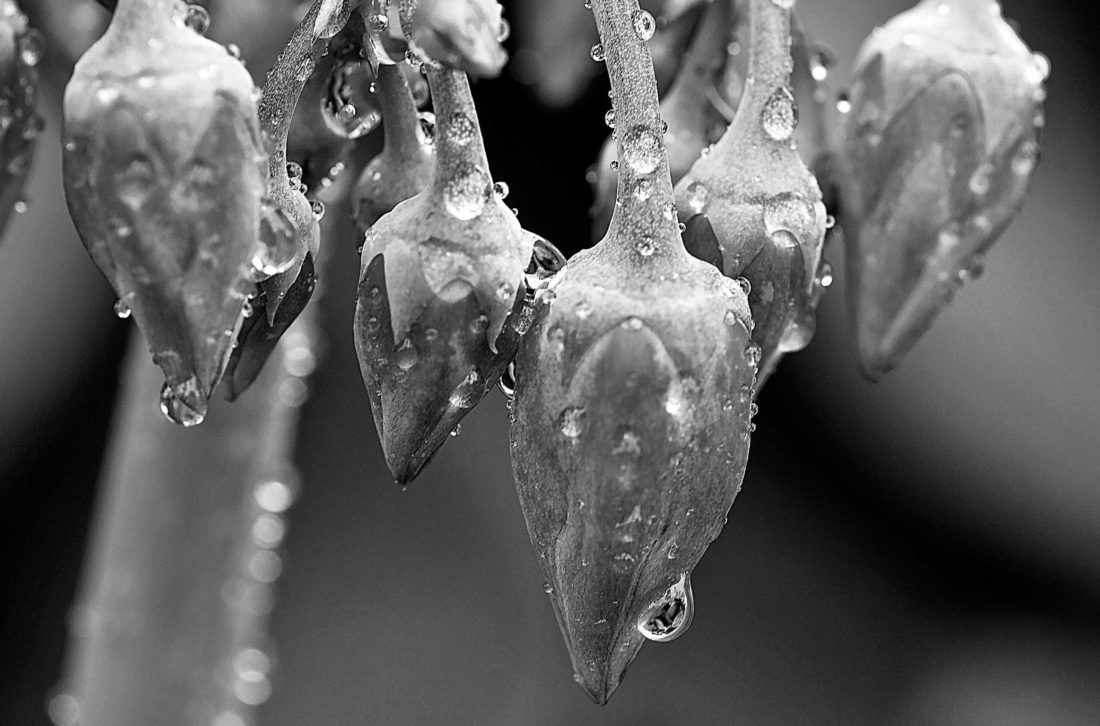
638, 574, 694, 643
635, 234, 656, 257
604, 109, 616, 128
113, 298, 132, 319
492, 180, 510, 200
182, 4, 211, 34
252, 202, 300, 276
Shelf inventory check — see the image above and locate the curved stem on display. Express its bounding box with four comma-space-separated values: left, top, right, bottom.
377, 64, 424, 161
108, 0, 180, 34
592, 0, 680, 249
718, 0, 791, 151
258, 0, 355, 177
425, 67, 491, 181
667, 0, 730, 104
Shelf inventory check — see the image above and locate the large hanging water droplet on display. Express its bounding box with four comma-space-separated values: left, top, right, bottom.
621, 125, 663, 174
637, 574, 694, 642
252, 202, 300, 276
159, 377, 205, 427
631, 9, 656, 41
443, 162, 490, 220
761, 87, 798, 141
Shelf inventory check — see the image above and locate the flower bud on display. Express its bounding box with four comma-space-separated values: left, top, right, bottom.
354, 68, 532, 485
0, 2, 42, 242
675, 0, 828, 388
839, 0, 1046, 379
63, 4, 268, 426
511, 245, 756, 705
398, 0, 508, 78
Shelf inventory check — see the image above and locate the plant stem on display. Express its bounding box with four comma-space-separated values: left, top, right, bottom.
591, 0, 680, 253
424, 66, 491, 183
377, 64, 424, 163
59, 319, 317, 726
258, 0, 356, 176
107, 0, 180, 35
717, 0, 791, 153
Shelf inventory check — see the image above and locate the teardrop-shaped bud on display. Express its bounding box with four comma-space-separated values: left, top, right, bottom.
63, 5, 268, 424
674, 0, 827, 390
353, 63, 435, 231
839, 0, 1046, 379
397, 0, 508, 78
354, 68, 532, 485
512, 0, 757, 703
0, 3, 41, 244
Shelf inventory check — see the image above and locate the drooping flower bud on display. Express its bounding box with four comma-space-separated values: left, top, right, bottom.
354, 67, 532, 485
674, 0, 828, 389
63, 0, 268, 426
353, 63, 435, 231
0, 1, 41, 243
839, 0, 1046, 379
397, 0, 508, 78
591, 0, 734, 240
511, 0, 756, 704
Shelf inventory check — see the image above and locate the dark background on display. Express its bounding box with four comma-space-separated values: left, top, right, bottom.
2, 0, 1100, 723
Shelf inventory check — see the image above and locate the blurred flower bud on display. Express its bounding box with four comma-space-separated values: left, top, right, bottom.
0, 2, 42, 242
675, 0, 828, 389
354, 68, 532, 485
839, 0, 1047, 379
63, 3, 268, 426
353, 63, 435, 231
398, 0, 508, 78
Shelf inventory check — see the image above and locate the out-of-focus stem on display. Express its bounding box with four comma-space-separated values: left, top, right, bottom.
57, 318, 318, 726
376, 64, 424, 163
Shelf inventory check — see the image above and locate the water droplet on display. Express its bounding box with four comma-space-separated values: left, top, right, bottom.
610, 159, 619, 172
746, 343, 762, 366
685, 181, 709, 214
443, 162, 490, 220
368, 13, 389, 32
559, 406, 587, 438
809, 48, 832, 81
286, 162, 303, 183
604, 108, 616, 128
310, 200, 326, 221
242, 300, 254, 318
159, 377, 205, 427
394, 338, 419, 370
13, 199, 27, 214
818, 260, 834, 288
836, 90, 851, 114
968, 162, 994, 197
1031, 52, 1051, 82
252, 201, 300, 276
497, 17, 511, 42
492, 180, 510, 200
498, 362, 517, 398
18, 29, 43, 67
226, 43, 242, 60
590, 43, 606, 62
622, 125, 662, 174
638, 574, 694, 643
450, 424, 462, 437
447, 111, 477, 146
543, 581, 554, 594
631, 9, 656, 40
1012, 141, 1038, 177
449, 371, 482, 408
635, 234, 656, 257
761, 87, 797, 141
182, 4, 210, 34
113, 297, 131, 319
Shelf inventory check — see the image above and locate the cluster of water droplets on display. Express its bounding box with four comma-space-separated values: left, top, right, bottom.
159, 375, 206, 427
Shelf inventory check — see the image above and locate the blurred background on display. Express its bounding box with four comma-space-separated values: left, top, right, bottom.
2, 0, 1099, 724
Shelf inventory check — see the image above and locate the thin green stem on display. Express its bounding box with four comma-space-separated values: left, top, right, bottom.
591, 0, 680, 251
